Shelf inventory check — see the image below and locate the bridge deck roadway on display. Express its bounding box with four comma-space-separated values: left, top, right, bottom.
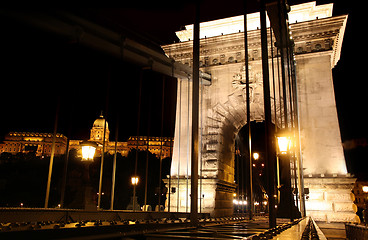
0, 211, 327, 240
145, 217, 310, 239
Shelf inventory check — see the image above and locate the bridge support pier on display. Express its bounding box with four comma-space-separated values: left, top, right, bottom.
303, 175, 359, 223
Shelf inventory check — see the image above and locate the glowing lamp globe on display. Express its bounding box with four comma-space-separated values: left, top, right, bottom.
276, 131, 292, 155
131, 176, 139, 185
81, 141, 98, 161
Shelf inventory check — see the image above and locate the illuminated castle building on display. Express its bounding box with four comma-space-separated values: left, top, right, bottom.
0, 115, 173, 159
126, 136, 173, 159
70, 115, 174, 158
0, 132, 67, 157
69, 114, 129, 156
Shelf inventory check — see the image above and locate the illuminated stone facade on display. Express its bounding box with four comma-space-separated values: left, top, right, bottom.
0, 132, 67, 157
1, 115, 173, 160
162, 1, 358, 221
89, 114, 110, 144
304, 175, 358, 222
69, 115, 173, 159
127, 136, 173, 159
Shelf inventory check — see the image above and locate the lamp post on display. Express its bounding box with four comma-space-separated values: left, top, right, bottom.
276, 131, 300, 220
131, 176, 139, 211
249, 152, 260, 215
81, 140, 98, 210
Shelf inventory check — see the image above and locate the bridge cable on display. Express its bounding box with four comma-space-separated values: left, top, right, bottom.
60, 29, 82, 210
132, 69, 143, 211
97, 65, 111, 210
239, 132, 245, 214
270, 25, 282, 204
260, 0, 277, 227
177, 78, 182, 212
286, 41, 299, 210
276, 49, 283, 129
275, 39, 284, 206
110, 97, 119, 210
158, 75, 165, 211
143, 90, 151, 211
176, 44, 184, 213
270, 27, 277, 131
234, 136, 243, 213
59, 44, 76, 208
110, 35, 126, 210
282, 5, 300, 213
44, 94, 60, 208
199, 35, 207, 214
244, 0, 253, 219
167, 61, 175, 213
186, 76, 190, 213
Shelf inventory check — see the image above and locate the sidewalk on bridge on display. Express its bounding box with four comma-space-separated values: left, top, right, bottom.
315, 222, 346, 240
271, 217, 309, 239
268, 217, 329, 240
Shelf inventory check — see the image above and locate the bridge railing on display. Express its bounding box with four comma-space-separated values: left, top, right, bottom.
345, 223, 368, 240
0, 208, 209, 224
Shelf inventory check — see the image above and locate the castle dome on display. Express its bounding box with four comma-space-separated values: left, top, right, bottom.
93, 114, 109, 129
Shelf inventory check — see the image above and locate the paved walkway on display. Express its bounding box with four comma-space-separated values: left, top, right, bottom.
271, 217, 308, 240
315, 222, 346, 240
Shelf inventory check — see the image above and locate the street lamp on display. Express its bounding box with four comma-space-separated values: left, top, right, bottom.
131, 176, 139, 211
276, 131, 291, 193
131, 176, 139, 185
80, 140, 98, 210
253, 152, 260, 160
275, 131, 300, 220
276, 135, 291, 155
81, 141, 97, 161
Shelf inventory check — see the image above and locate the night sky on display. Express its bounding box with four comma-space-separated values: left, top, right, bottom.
0, 1, 365, 177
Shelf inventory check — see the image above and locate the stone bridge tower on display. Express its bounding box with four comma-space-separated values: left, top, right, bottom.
162, 2, 358, 222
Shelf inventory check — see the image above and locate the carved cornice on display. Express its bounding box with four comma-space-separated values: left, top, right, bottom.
161, 15, 348, 68
291, 15, 348, 67
293, 30, 338, 42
